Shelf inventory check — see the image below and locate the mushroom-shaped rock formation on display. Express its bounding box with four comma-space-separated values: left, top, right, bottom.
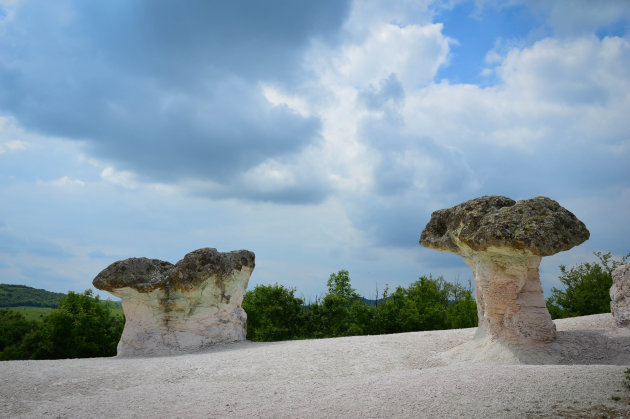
611, 263, 630, 328
420, 196, 589, 344
93, 248, 255, 356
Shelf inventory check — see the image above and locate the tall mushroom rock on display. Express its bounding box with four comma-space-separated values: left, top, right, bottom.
93, 248, 255, 356
420, 196, 589, 344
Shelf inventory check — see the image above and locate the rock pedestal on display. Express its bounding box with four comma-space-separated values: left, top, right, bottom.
93, 248, 255, 356
420, 196, 589, 344
611, 263, 630, 328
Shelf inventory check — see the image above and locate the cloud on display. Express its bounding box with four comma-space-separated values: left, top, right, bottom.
100, 167, 137, 190
0, 0, 351, 202
340, 26, 630, 252
0, 228, 71, 258
0, 140, 27, 154
358, 74, 405, 110
332, 22, 451, 89
0, 0, 628, 299
524, 0, 630, 37
0, 116, 30, 155
38, 176, 85, 188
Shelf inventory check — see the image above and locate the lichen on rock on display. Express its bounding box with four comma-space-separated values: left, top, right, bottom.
420, 196, 589, 344
93, 248, 255, 356
420, 195, 589, 257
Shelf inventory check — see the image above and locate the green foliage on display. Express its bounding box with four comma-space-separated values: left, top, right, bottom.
625, 368, 630, 391
546, 252, 629, 319
0, 290, 124, 360
0, 309, 37, 354
367, 276, 477, 334
321, 270, 364, 337
0, 284, 65, 308
245, 270, 478, 342
4, 306, 54, 322
242, 284, 305, 341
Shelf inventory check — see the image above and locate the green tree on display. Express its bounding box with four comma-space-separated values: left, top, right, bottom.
372, 276, 477, 334
242, 284, 306, 341
19, 290, 124, 359
320, 270, 364, 337
0, 309, 39, 360
546, 251, 629, 319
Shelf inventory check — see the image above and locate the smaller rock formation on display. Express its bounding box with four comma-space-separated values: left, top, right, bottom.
93, 248, 255, 356
611, 263, 630, 328
420, 196, 589, 344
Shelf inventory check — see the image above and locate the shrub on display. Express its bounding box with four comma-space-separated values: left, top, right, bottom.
242, 284, 306, 341
547, 251, 629, 319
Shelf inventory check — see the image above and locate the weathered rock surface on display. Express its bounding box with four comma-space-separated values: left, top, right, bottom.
611, 263, 630, 328
93, 248, 255, 356
420, 196, 589, 344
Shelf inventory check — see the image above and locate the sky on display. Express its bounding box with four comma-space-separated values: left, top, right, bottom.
0, 0, 629, 302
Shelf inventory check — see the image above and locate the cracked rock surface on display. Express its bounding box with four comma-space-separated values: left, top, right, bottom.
93, 248, 255, 356
420, 196, 589, 344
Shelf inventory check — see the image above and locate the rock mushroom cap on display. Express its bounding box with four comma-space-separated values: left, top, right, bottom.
92, 257, 174, 293
420, 196, 590, 256
93, 248, 255, 293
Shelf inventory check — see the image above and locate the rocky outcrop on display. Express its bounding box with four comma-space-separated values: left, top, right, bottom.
93, 248, 255, 356
611, 263, 630, 328
420, 196, 589, 344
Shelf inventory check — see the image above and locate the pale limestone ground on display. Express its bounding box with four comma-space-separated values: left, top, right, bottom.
1, 314, 629, 418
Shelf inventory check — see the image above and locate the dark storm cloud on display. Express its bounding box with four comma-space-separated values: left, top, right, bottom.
0, 0, 351, 196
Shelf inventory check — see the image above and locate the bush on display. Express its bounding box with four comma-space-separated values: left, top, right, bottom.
242, 284, 306, 341
0, 309, 38, 359
547, 251, 629, 319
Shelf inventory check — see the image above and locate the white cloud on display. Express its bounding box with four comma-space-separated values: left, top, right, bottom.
100, 167, 137, 189
499, 36, 630, 105
0, 139, 28, 154
261, 85, 311, 117
333, 22, 451, 89
42, 176, 85, 188
0, 116, 30, 154
402, 35, 630, 152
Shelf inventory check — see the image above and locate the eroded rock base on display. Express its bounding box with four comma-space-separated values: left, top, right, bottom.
115, 283, 249, 357
464, 250, 556, 344
432, 315, 630, 366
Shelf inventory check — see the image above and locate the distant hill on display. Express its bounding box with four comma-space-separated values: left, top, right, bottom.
360, 297, 387, 306
0, 283, 123, 313
0, 284, 66, 308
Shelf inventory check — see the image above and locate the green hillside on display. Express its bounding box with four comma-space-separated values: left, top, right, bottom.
7, 306, 55, 322
0, 284, 66, 308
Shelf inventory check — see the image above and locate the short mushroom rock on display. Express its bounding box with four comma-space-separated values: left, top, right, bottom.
611, 263, 630, 328
93, 248, 255, 356
420, 196, 589, 344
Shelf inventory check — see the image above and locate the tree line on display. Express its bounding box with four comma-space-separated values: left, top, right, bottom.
243, 271, 477, 341
0, 251, 626, 360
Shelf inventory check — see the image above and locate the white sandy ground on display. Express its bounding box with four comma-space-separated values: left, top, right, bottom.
1, 314, 629, 418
